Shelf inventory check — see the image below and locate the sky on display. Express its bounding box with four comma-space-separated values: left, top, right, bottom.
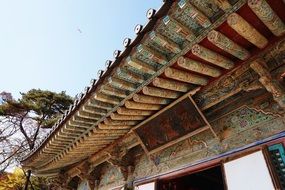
0, 0, 162, 99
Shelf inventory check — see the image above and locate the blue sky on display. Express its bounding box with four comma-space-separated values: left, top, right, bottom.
0, 0, 161, 99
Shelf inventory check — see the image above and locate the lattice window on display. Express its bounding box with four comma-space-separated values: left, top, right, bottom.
268, 143, 285, 189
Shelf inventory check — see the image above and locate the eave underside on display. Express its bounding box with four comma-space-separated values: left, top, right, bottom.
21, 0, 285, 175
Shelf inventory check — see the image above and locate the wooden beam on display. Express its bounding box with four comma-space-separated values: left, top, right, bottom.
78, 110, 102, 120
117, 107, 153, 116
64, 124, 85, 133
153, 77, 190, 92
178, 0, 211, 28
73, 115, 97, 124
104, 118, 138, 126
136, 44, 167, 65
250, 59, 285, 108
83, 105, 107, 115
142, 86, 181, 99
110, 113, 145, 121
99, 85, 127, 98
125, 56, 156, 75
207, 30, 250, 60
133, 94, 170, 105
227, 13, 268, 48
248, 0, 285, 36
93, 93, 120, 105
163, 15, 195, 41
93, 128, 128, 135
149, 31, 181, 53
125, 100, 161, 110
177, 56, 221, 77
88, 99, 114, 110
116, 68, 145, 83
68, 120, 92, 128
108, 77, 136, 91
98, 123, 132, 130
164, 67, 208, 85
191, 44, 234, 69
212, 0, 232, 11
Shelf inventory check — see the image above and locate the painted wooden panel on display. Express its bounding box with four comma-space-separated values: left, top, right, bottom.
135, 98, 206, 153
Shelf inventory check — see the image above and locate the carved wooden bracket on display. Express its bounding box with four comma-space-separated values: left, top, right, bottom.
106, 145, 136, 183
250, 59, 285, 109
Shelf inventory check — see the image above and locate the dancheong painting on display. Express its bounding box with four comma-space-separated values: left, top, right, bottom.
135, 97, 207, 153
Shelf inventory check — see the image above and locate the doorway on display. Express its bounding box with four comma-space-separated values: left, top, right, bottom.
157, 165, 225, 190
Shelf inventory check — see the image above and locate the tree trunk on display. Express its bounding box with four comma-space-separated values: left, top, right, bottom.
24, 170, 31, 190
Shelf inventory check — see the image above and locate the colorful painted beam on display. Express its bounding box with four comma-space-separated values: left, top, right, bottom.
250, 59, 285, 108
248, 0, 285, 36
152, 77, 190, 92
149, 31, 181, 53
191, 44, 234, 69
88, 99, 114, 110
207, 30, 250, 60
133, 94, 170, 105
164, 67, 208, 85
99, 85, 127, 98
116, 68, 144, 83
117, 107, 153, 116
98, 123, 131, 130
213, 0, 232, 11
163, 15, 195, 42
94, 93, 120, 105
178, 0, 211, 28
125, 56, 156, 75
110, 113, 145, 121
136, 44, 168, 65
125, 100, 161, 110
104, 118, 138, 126
142, 86, 181, 99
108, 77, 136, 91
177, 56, 221, 77
227, 13, 268, 48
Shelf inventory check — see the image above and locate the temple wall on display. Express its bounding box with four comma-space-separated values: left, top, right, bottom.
98, 163, 125, 189
98, 103, 285, 190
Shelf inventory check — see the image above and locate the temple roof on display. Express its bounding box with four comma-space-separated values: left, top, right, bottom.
21, 0, 285, 174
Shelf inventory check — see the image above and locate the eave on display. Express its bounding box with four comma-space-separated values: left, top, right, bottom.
21, 0, 285, 175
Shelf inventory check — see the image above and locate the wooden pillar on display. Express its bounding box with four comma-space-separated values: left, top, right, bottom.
227, 13, 268, 48
177, 56, 221, 77
248, 0, 285, 36
207, 30, 250, 60
250, 59, 285, 108
191, 44, 234, 69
